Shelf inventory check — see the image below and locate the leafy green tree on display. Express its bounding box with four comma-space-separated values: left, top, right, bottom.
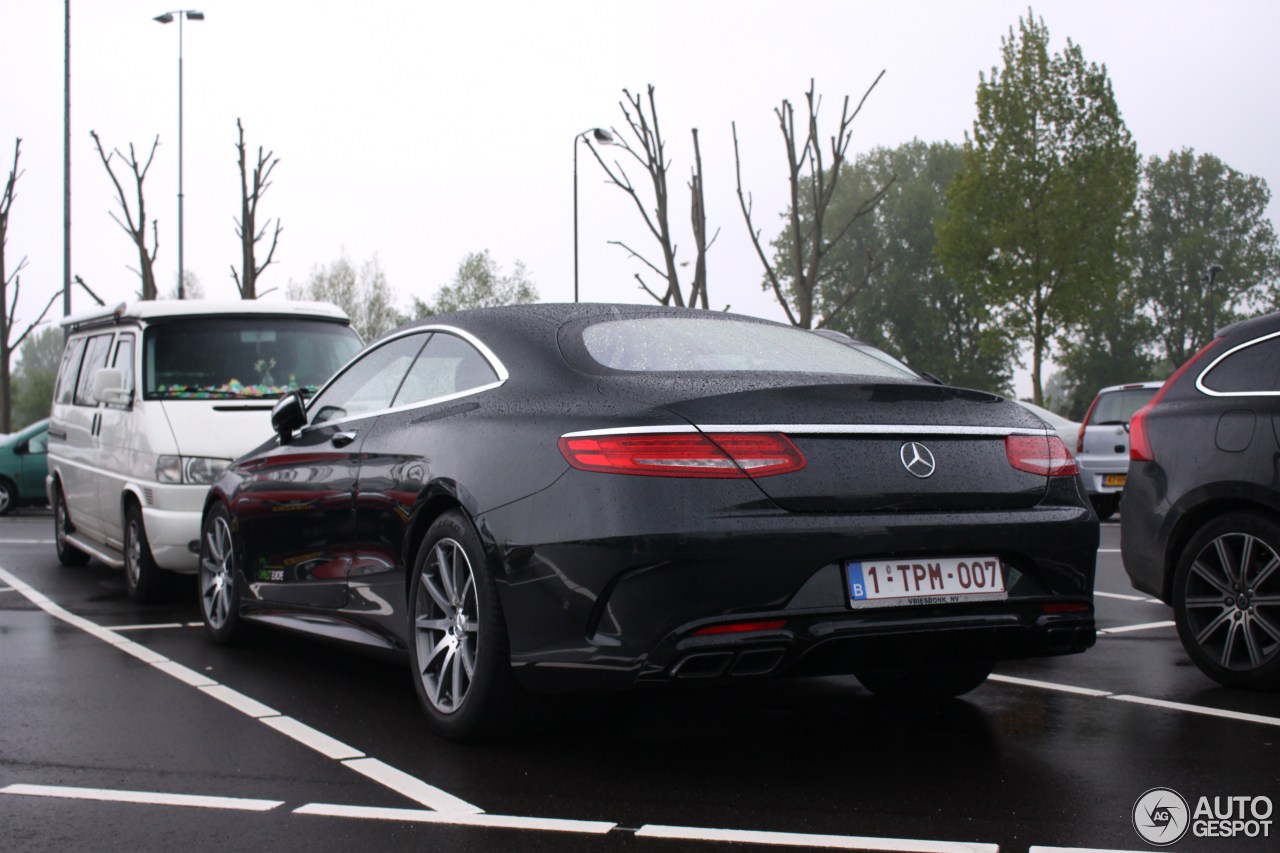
288, 252, 403, 341
937, 10, 1139, 405
11, 326, 63, 429
1134, 149, 1280, 367
413, 250, 539, 317
814, 140, 1016, 392
1054, 286, 1161, 419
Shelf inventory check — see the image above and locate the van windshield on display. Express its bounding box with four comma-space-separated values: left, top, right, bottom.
143, 317, 362, 400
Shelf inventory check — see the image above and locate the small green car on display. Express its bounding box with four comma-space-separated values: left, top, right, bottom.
0, 418, 50, 515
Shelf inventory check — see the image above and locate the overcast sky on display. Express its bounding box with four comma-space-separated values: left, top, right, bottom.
3, 1, 1277, 397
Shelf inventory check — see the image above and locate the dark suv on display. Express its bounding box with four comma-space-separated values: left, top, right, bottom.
1121, 311, 1280, 689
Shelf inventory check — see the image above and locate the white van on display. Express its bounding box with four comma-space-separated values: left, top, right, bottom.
47, 301, 363, 600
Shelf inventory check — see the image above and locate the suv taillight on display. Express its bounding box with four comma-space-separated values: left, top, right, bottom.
1130, 339, 1221, 463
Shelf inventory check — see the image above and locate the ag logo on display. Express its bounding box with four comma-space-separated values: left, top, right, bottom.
1133, 787, 1190, 846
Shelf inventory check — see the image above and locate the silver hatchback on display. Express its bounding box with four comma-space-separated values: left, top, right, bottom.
1075, 381, 1163, 519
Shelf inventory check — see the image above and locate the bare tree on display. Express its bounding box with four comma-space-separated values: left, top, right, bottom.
587, 85, 719, 308
733, 75, 889, 328
90, 130, 160, 300
1, 139, 60, 432
231, 118, 282, 299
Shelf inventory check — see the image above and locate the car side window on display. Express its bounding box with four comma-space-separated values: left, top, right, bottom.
27, 431, 49, 454
73, 333, 114, 406
308, 333, 428, 426
1200, 336, 1280, 394
54, 337, 87, 406
113, 333, 136, 399
392, 332, 499, 408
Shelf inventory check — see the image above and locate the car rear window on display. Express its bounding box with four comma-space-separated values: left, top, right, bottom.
578, 317, 919, 379
1086, 387, 1158, 426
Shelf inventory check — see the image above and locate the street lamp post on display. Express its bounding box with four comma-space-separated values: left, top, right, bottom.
1204, 263, 1224, 340
573, 127, 614, 303
154, 9, 204, 300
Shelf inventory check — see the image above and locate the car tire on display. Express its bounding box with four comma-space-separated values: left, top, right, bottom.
1173, 511, 1280, 690
408, 510, 520, 741
124, 503, 161, 602
53, 483, 90, 567
856, 659, 994, 700
198, 503, 249, 644
1091, 494, 1119, 521
0, 477, 15, 515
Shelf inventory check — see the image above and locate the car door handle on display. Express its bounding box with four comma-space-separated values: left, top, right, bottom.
48, 427, 67, 440
331, 431, 358, 448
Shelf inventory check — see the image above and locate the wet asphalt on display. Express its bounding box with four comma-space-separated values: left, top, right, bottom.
2, 508, 1278, 852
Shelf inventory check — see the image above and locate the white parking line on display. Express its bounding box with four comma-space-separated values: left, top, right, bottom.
1110, 694, 1280, 727
295, 802, 615, 834
0, 783, 283, 812
1094, 591, 1161, 604
988, 674, 1113, 697
0, 539, 55, 545
1030, 846, 1152, 852
0, 564, 483, 815
1098, 621, 1175, 635
991, 672, 1280, 727
634, 824, 998, 852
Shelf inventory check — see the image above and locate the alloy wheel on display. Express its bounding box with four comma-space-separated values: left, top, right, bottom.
125, 517, 143, 588
201, 515, 235, 630
414, 538, 479, 714
1182, 531, 1280, 672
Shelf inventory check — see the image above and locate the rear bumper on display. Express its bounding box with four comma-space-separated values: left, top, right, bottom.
483, 473, 1100, 692
1077, 457, 1128, 495
657, 606, 1095, 685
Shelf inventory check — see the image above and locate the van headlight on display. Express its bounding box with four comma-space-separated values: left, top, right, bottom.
157, 455, 231, 485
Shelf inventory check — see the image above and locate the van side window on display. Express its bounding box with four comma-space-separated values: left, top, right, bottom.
54, 337, 88, 405
113, 333, 136, 398
73, 333, 115, 406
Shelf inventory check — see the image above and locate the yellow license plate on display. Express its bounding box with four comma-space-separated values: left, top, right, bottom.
1103, 474, 1127, 488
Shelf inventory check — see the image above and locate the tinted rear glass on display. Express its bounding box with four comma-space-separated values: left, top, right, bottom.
579, 317, 919, 379
1086, 388, 1158, 426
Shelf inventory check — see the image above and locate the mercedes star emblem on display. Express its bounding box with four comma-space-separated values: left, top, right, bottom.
900, 441, 937, 478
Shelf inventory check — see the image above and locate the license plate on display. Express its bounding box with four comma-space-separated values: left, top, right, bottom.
846, 556, 1007, 609
1103, 474, 1127, 488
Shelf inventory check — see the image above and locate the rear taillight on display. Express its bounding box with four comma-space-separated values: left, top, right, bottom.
1076, 397, 1099, 453
559, 432, 806, 478
692, 620, 787, 636
1005, 435, 1079, 477
1130, 339, 1220, 463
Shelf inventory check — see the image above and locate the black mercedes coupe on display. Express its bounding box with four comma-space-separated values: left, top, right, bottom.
198, 304, 1098, 739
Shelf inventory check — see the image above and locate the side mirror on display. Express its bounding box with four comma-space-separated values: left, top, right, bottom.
271, 390, 308, 444
13, 440, 28, 455
91, 367, 132, 406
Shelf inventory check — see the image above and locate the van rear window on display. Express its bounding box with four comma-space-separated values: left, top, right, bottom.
143, 318, 361, 400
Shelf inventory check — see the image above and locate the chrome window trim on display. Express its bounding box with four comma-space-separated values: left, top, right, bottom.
561, 424, 1053, 439
301, 325, 508, 433
1195, 329, 1280, 397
